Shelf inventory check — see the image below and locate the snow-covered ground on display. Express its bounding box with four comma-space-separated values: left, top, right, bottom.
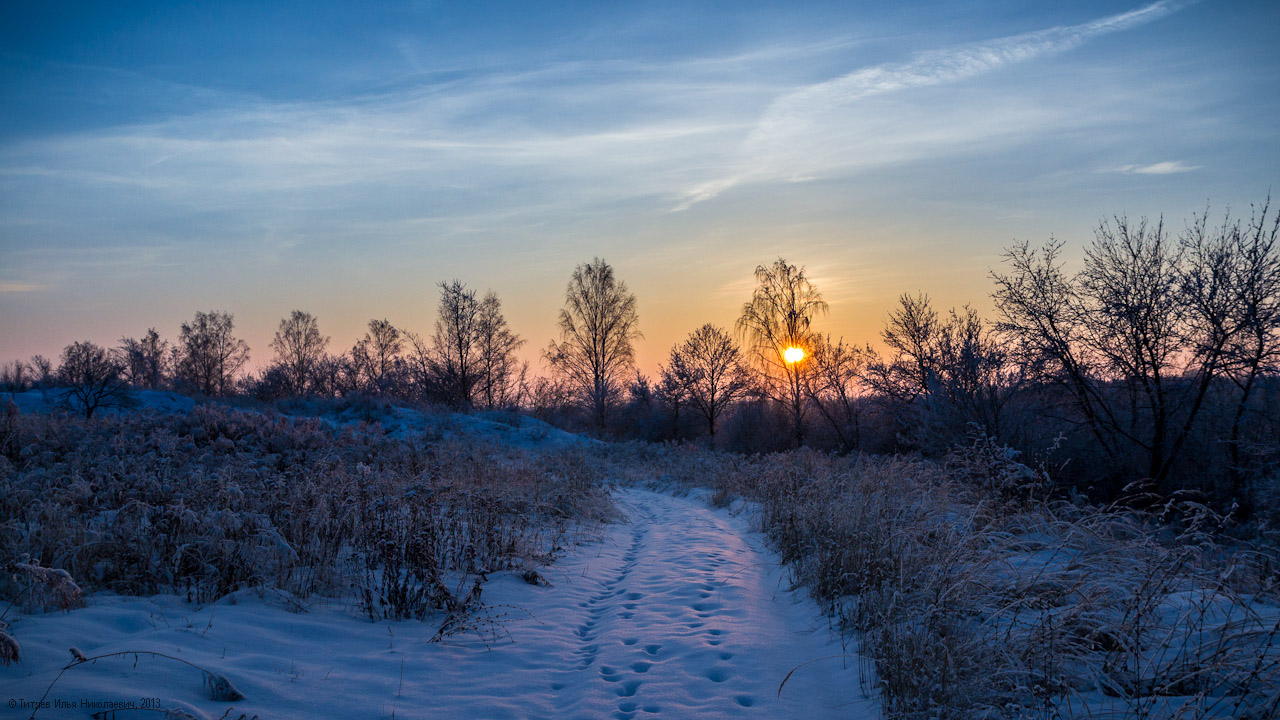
358, 405, 591, 450
3, 389, 586, 454
1, 487, 875, 719
4, 389, 195, 416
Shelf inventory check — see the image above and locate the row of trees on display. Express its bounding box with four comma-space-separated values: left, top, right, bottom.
258, 282, 528, 407
5, 199, 1278, 512
0, 281, 529, 416
0, 312, 254, 417
552, 203, 1280, 515
0, 254, 777, 443
742, 200, 1280, 512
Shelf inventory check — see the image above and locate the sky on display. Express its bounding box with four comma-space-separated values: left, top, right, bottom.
2, 0, 1278, 376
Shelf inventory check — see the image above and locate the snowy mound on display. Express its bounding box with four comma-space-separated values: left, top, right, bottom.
4, 389, 585, 450
3, 389, 195, 415
452, 410, 594, 449
317, 401, 592, 449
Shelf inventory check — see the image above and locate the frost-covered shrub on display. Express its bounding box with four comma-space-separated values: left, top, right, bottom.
0, 558, 84, 669
0, 406, 612, 624
2, 558, 85, 614
945, 427, 1051, 504
0, 625, 17, 666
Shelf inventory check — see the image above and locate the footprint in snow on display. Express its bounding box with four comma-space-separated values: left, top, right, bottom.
616, 679, 642, 697
705, 668, 731, 683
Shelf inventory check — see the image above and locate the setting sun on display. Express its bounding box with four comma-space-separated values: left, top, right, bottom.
783, 346, 806, 364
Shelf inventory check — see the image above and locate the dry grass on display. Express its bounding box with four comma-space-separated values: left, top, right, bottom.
0, 405, 613, 626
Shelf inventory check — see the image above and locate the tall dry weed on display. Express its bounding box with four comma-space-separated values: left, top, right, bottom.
0, 406, 613, 630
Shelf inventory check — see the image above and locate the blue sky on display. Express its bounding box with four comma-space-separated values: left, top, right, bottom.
2, 0, 1278, 372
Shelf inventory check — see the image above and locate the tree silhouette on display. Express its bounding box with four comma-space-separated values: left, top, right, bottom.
737, 258, 827, 446
475, 291, 525, 409
546, 258, 641, 432
665, 324, 751, 438
177, 311, 250, 396
270, 310, 329, 396
59, 341, 129, 417
431, 280, 481, 407
351, 319, 403, 395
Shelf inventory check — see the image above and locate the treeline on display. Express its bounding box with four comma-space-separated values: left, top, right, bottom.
0, 280, 529, 413
626, 201, 1280, 518
4, 201, 1279, 515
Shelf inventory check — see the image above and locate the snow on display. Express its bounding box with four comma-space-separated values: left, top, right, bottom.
3, 390, 194, 416
1, 487, 875, 719
3, 389, 583, 452
369, 406, 592, 450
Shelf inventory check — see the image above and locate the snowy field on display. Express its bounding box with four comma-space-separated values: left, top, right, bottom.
1, 487, 873, 719
5, 395, 1278, 719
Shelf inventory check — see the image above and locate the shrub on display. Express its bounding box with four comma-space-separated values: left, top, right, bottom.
0, 405, 613, 628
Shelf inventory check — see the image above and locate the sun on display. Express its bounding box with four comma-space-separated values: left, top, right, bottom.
783, 346, 806, 364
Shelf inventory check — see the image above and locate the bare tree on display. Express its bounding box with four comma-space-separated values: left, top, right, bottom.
475, 291, 525, 409
995, 234, 1147, 480
0, 360, 31, 392
1080, 218, 1189, 484
527, 372, 573, 424
177, 311, 250, 396
29, 355, 54, 390
666, 324, 751, 438
351, 319, 403, 395
546, 258, 641, 432
401, 329, 435, 400
431, 280, 481, 407
736, 258, 827, 446
58, 341, 129, 418
270, 311, 329, 396
868, 294, 1017, 451
806, 335, 872, 452
653, 365, 689, 436
932, 305, 1017, 441
993, 210, 1267, 492
1184, 200, 1280, 498
310, 352, 349, 398
118, 329, 171, 390
870, 292, 941, 402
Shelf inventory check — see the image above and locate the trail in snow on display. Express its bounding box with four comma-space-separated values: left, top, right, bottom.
0, 487, 875, 719
530, 487, 874, 719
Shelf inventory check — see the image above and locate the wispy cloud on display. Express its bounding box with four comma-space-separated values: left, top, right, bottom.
0, 0, 1203, 273
0, 282, 45, 293
676, 1, 1189, 208
0, 56, 770, 245
1109, 160, 1200, 175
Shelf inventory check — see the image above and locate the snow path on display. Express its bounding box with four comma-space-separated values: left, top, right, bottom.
1, 487, 875, 719
517, 487, 874, 719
